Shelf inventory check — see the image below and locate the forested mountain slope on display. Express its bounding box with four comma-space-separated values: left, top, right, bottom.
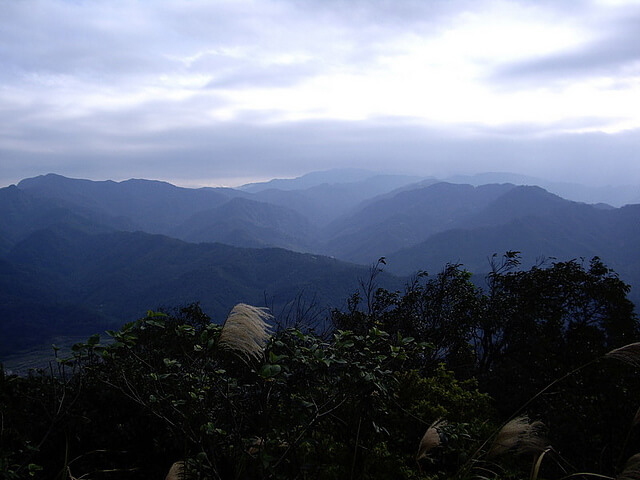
172, 197, 317, 252
320, 183, 516, 262
3, 172, 640, 357
0, 225, 398, 356
17, 174, 242, 233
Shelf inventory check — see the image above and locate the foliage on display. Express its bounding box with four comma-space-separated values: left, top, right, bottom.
1, 255, 640, 479
333, 254, 640, 475
0, 304, 492, 479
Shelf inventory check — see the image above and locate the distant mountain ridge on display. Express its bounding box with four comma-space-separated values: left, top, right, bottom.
239, 168, 423, 193
8, 172, 640, 268
2, 169, 640, 358
444, 172, 640, 207
18, 173, 242, 234
7, 172, 640, 273
320, 183, 516, 263
386, 193, 640, 302
246, 170, 429, 226
172, 197, 317, 251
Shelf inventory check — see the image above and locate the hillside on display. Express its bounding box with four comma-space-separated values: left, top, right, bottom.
3, 171, 640, 357
386, 203, 640, 305
17, 173, 242, 234
445, 172, 640, 207
0, 185, 119, 253
0, 225, 399, 356
249, 173, 428, 226
172, 197, 317, 252
320, 183, 516, 262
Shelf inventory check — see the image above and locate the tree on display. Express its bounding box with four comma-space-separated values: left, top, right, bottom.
2, 255, 639, 479
333, 254, 640, 474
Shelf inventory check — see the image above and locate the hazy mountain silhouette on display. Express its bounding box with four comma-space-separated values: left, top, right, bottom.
14, 175, 321, 250
172, 197, 317, 251
0, 184, 119, 254
445, 172, 640, 207
17, 174, 240, 234
3, 171, 640, 357
239, 168, 421, 192
384, 192, 640, 306
320, 183, 516, 263
249, 173, 428, 225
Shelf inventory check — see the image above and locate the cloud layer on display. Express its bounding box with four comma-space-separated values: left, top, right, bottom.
1, 0, 639, 186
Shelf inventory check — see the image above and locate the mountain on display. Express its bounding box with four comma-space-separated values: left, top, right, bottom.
0, 184, 118, 254
4, 171, 640, 358
12, 175, 317, 251
0, 225, 400, 357
310, 182, 640, 306
248, 172, 428, 226
172, 197, 317, 251
460, 185, 590, 229
320, 183, 516, 263
239, 168, 404, 192
445, 172, 640, 207
17, 173, 241, 234
445, 172, 546, 186
13, 172, 430, 240
9, 174, 640, 282
385, 194, 640, 304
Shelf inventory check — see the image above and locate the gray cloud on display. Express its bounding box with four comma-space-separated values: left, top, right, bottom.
492, 9, 640, 86
0, 0, 479, 83
203, 60, 321, 90
0, 2, 165, 79
1, 0, 639, 189
2, 117, 639, 187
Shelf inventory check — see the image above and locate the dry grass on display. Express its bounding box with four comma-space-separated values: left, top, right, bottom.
618, 453, 640, 480
417, 419, 447, 461
488, 416, 546, 458
218, 303, 273, 361
165, 461, 186, 480
606, 342, 640, 368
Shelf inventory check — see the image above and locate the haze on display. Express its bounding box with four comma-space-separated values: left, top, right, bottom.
1, 0, 640, 187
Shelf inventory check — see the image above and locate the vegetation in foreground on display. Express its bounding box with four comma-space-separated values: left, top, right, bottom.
2, 254, 640, 479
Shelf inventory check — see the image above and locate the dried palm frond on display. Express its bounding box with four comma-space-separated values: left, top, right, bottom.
618, 453, 640, 480
165, 461, 186, 480
219, 303, 273, 361
606, 343, 640, 368
488, 416, 546, 458
417, 419, 447, 461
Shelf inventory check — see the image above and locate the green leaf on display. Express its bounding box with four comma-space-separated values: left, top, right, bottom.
146, 318, 166, 328
163, 358, 181, 368
259, 364, 282, 378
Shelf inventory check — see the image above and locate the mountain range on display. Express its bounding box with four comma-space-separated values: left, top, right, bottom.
2, 169, 640, 359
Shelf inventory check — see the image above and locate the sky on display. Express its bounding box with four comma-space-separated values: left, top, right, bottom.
1, 0, 640, 188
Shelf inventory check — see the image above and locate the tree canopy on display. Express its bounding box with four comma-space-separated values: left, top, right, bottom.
2, 255, 639, 479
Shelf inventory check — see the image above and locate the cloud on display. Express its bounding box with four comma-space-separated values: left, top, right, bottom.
2, 116, 640, 188
1, 0, 640, 188
491, 8, 640, 85
0, 1, 164, 79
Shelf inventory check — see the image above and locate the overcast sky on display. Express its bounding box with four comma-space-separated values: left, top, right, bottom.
1, 0, 640, 187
